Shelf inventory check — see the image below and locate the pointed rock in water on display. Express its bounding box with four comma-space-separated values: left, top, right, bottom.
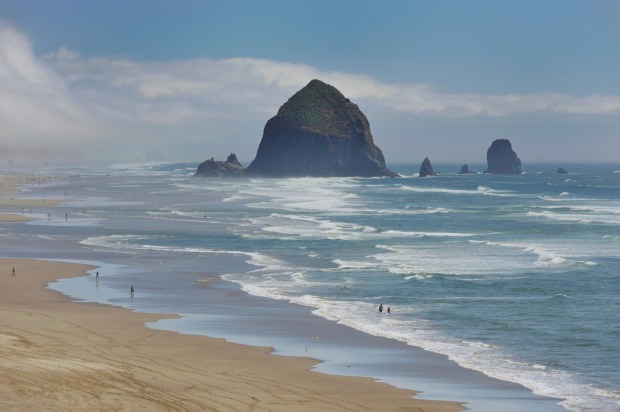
556, 167, 568, 174
459, 164, 472, 174
419, 157, 435, 177
245, 79, 397, 177
195, 153, 245, 177
484, 139, 522, 174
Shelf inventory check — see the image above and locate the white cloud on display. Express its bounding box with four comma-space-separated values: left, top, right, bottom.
0, 24, 94, 149
0, 23, 618, 163
45, 51, 620, 124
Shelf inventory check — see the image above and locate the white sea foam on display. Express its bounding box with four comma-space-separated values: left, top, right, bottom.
404, 274, 433, 280
372, 242, 539, 276
222, 195, 249, 202
242, 213, 481, 242
333, 259, 380, 270
222, 270, 620, 411
473, 239, 616, 269
398, 184, 515, 197
468, 240, 571, 268
80, 235, 287, 272
527, 207, 620, 225
38, 164, 618, 412
382, 230, 478, 238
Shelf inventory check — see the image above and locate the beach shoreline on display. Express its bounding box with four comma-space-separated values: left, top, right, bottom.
0, 257, 463, 411
0, 175, 64, 222
0, 170, 580, 411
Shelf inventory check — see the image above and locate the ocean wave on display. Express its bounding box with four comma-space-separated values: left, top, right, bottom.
398, 184, 515, 197
216, 277, 619, 412
468, 240, 570, 267
333, 259, 379, 270
222, 195, 249, 202
243, 214, 480, 241
527, 209, 620, 225
80, 235, 287, 272
404, 274, 434, 280
47, 164, 619, 412
382, 230, 478, 238
373, 243, 542, 275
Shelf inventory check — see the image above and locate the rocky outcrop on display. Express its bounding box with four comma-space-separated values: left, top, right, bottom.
195, 153, 245, 177
459, 164, 473, 174
556, 167, 568, 174
484, 139, 522, 174
419, 157, 435, 177
245, 79, 397, 177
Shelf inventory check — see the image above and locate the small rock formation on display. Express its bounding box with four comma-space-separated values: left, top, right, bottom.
556, 167, 568, 174
195, 153, 245, 177
245, 79, 397, 177
485, 139, 522, 174
459, 164, 473, 174
419, 157, 436, 177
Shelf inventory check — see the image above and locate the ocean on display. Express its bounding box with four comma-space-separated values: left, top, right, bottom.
3, 162, 619, 411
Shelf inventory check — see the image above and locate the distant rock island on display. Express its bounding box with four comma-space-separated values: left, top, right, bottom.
485, 139, 522, 174
245, 79, 397, 177
556, 167, 568, 174
419, 157, 436, 177
459, 164, 473, 174
195, 153, 245, 177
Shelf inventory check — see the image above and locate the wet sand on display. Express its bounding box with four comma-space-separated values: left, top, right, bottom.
0, 175, 63, 222
0, 258, 462, 411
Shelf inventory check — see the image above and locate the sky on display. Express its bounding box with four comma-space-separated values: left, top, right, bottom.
0, 0, 619, 166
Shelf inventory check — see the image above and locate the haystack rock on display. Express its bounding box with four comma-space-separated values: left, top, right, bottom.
556, 167, 568, 174
245, 79, 397, 177
419, 157, 436, 177
195, 153, 245, 177
485, 139, 522, 174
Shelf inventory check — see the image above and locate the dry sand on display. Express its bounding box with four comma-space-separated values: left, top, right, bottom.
0, 258, 463, 412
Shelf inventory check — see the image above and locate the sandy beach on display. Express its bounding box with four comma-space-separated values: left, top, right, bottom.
0, 175, 63, 222
0, 258, 462, 411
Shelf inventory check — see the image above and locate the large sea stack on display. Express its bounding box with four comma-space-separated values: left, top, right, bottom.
485, 139, 523, 174
245, 79, 397, 177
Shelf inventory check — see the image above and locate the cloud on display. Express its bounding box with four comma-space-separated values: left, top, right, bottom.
45, 51, 620, 124
0, 24, 94, 149
0, 23, 618, 163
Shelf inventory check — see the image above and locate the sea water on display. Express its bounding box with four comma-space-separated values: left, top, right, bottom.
3, 162, 619, 411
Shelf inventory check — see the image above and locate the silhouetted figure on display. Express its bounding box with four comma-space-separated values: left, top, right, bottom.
387, 307, 391, 314
379, 303, 383, 313
12, 267, 15, 276
130, 284, 135, 298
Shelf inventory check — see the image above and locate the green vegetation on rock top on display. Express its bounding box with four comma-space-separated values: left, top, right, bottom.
276, 79, 367, 138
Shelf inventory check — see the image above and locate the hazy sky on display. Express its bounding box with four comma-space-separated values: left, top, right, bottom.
1, 0, 619, 165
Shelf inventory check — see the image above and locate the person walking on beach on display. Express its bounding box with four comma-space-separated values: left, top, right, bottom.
12, 266, 15, 276
130, 284, 134, 298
